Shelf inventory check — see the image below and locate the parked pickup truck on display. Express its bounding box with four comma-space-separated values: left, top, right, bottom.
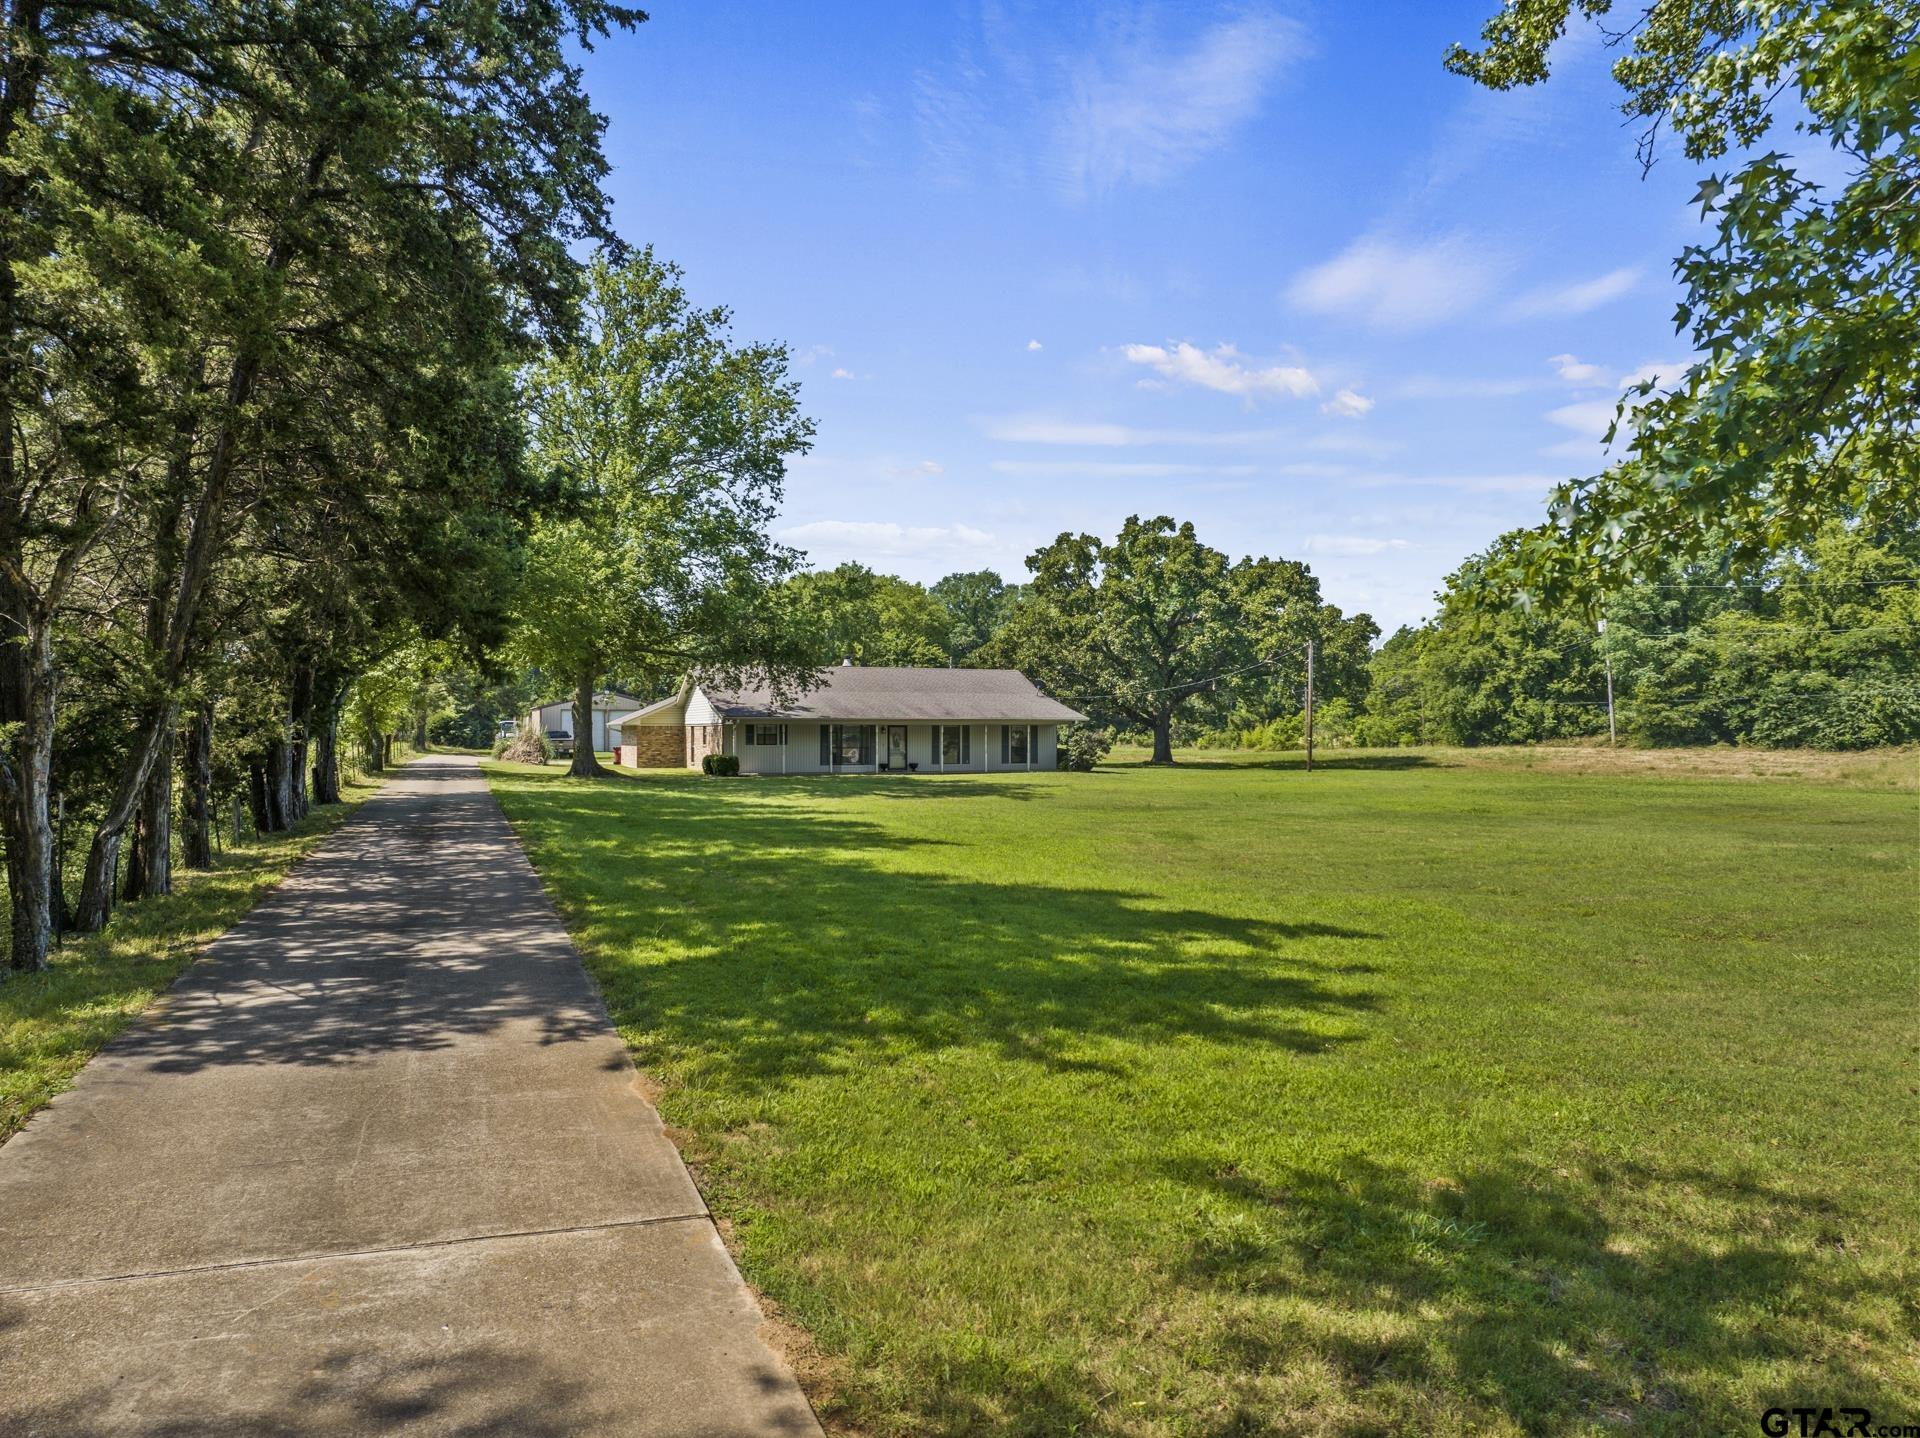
545, 729, 575, 758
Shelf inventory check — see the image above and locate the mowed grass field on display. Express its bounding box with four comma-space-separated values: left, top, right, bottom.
485, 749, 1919, 1437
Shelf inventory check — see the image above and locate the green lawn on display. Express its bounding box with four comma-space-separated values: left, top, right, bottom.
485, 750, 1919, 1436
0, 772, 386, 1142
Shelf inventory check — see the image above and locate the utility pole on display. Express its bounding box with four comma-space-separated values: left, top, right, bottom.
1599, 617, 1616, 747
1304, 637, 1315, 774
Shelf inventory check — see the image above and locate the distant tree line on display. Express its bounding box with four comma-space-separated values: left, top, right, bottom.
642, 514, 1919, 761
1359, 522, 1920, 751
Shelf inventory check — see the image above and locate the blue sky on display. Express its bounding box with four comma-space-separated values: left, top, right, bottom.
583, 1, 1718, 633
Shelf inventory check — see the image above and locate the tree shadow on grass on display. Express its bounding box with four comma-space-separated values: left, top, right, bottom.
495, 769, 1915, 1438
1161, 1151, 1915, 1436
503, 778, 1383, 1091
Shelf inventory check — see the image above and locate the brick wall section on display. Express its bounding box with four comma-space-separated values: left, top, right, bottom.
687, 724, 723, 768
618, 726, 686, 769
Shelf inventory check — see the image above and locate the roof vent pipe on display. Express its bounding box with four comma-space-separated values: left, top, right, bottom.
841, 656, 854, 666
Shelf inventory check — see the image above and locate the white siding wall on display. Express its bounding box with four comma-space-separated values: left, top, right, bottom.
533, 697, 641, 751
685, 687, 721, 725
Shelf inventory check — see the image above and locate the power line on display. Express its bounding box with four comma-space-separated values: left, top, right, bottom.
1628, 577, 1920, 590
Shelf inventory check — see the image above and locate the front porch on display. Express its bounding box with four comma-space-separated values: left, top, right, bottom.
727, 721, 1055, 776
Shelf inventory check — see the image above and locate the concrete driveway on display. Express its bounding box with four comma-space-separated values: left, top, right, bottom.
0, 754, 820, 1437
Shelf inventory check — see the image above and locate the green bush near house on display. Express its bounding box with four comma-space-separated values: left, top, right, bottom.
1059, 724, 1111, 772
702, 753, 740, 776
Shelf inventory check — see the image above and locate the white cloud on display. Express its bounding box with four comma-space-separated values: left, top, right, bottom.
979, 415, 1288, 447
983, 417, 1136, 446
1507, 267, 1640, 319
990, 459, 1257, 478
1306, 431, 1402, 458
1545, 399, 1620, 438
780, 520, 999, 563
1319, 388, 1373, 419
1302, 535, 1412, 556
1344, 471, 1564, 494
1053, 13, 1304, 199
1287, 234, 1501, 331
1544, 357, 1699, 453
1395, 374, 1549, 399
830, 367, 856, 380
885, 459, 945, 479
914, 8, 1303, 201
1026, 338, 1044, 351
1618, 356, 1696, 389
795, 344, 835, 366
1120, 341, 1318, 399
1548, 353, 1609, 384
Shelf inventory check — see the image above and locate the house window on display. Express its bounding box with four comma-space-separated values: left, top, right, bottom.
938, 725, 969, 765
747, 723, 784, 746
831, 723, 874, 765
1004, 724, 1028, 763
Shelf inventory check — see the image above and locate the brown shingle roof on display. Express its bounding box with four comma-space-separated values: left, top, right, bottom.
702, 666, 1085, 722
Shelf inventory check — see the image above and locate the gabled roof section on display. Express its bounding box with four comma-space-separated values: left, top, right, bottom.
536, 690, 645, 711
609, 682, 691, 727
698, 667, 1086, 723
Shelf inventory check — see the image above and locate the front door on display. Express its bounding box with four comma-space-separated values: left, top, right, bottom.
887, 725, 908, 771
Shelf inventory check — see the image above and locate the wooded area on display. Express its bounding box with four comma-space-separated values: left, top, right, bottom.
0, 0, 643, 971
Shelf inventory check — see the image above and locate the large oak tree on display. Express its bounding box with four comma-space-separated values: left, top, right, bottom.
511, 251, 817, 778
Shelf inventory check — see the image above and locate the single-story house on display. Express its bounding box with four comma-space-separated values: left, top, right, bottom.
612, 665, 1085, 774
525, 691, 644, 754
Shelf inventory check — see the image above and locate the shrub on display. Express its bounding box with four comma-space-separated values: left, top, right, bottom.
702, 752, 741, 776
1061, 725, 1111, 772
498, 728, 554, 764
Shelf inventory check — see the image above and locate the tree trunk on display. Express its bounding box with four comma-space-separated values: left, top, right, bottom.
1150, 708, 1175, 765
182, 704, 213, 869
122, 739, 173, 903
0, 604, 59, 971
413, 709, 427, 750
70, 704, 173, 933
248, 762, 271, 835
262, 739, 292, 833
568, 672, 605, 777
0, 6, 57, 971
287, 665, 313, 823
312, 692, 342, 806
382, 734, 393, 768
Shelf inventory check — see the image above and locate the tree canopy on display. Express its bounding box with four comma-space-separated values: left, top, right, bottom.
0, 0, 642, 968
988, 516, 1374, 763
1448, 0, 1920, 604
511, 250, 816, 776
1358, 520, 1920, 749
